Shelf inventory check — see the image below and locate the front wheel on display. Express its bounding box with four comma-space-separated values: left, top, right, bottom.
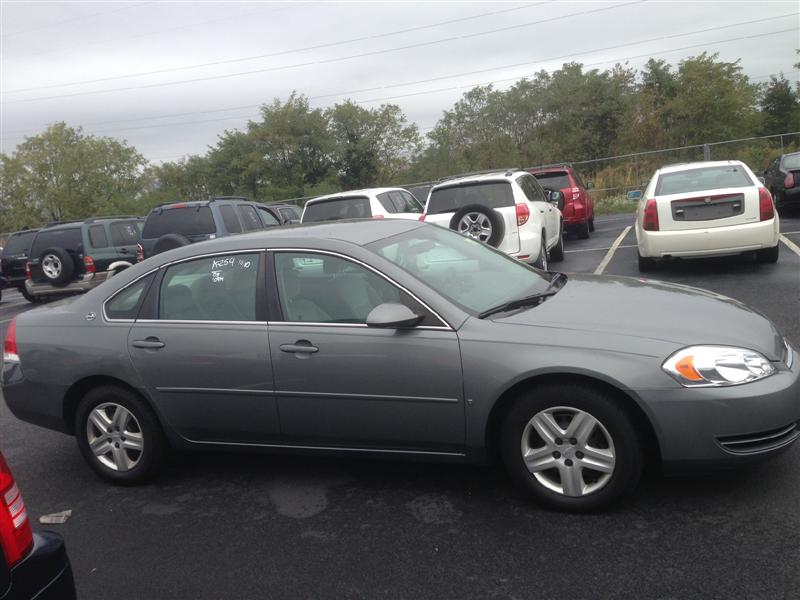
500, 384, 643, 511
75, 386, 167, 485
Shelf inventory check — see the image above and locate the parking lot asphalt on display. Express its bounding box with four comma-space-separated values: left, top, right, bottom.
1, 211, 799, 599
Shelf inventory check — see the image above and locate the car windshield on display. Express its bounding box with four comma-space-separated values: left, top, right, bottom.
366, 225, 550, 314
531, 171, 571, 191
783, 153, 800, 170
303, 196, 372, 222
655, 165, 754, 195
142, 206, 215, 238
2, 230, 37, 255
427, 182, 513, 214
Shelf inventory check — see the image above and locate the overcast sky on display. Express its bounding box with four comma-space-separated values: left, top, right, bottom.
1, 0, 798, 162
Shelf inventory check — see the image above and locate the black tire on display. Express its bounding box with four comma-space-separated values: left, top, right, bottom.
637, 251, 657, 273
588, 217, 595, 232
534, 236, 549, 270
75, 385, 167, 485
151, 233, 191, 257
500, 383, 643, 512
576, 220, 590, 239
549, 224, 565, 262
756, 244, 779, 264
39, 247, 75, 286
448, 204, 505, 248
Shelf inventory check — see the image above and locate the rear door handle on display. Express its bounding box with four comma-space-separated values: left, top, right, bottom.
280, 341, 318, 354
132, 338, 165, 349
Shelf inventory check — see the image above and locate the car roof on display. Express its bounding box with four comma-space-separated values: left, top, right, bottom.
528, 166, 572, 174
431, 171, 519, 191
656, 160, 745, 175
306, 187, 407, 204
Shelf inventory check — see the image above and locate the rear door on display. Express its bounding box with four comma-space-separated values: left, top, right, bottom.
376, 190, 424, 220
109, 220, 141, 262
1, 230, 37, 282
518, 174, 558, 246
654, 165, 760, 231
27, 227, 83, 283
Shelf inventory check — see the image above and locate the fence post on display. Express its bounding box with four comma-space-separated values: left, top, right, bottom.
780, 135, 784, 153
703, 144, 710, 161
634, 154, 640, 183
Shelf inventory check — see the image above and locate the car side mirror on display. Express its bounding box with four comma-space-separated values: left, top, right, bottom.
366, 303, 424, 328
627, 190, 643, 201
548, 190, 565, 211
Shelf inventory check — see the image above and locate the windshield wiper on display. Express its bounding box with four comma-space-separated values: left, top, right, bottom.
546, 271, 567, 291
478, 291, 559, 319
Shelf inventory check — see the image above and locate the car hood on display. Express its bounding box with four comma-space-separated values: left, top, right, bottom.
496, 273, 786, 360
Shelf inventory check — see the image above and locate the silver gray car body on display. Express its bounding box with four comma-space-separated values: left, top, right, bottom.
3, 220, 799, 471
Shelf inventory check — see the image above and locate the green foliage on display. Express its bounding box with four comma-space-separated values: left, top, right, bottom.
758, 75, 800, 135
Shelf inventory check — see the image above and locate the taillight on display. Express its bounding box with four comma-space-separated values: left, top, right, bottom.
785, 173, 795, 188
136, 242, 144, 263
3, 318, 19, 363
0, 452, 33, 567
759, 188, 775, 221
418, 214, 427, 222
24, 262, 31, 280
371, 215, 384, 220
643, 199, 659, 231
83, 255, 96, 274
516, 203, 530, 226
571, 187, 581, 201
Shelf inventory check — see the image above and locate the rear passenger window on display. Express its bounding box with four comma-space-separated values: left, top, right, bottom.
220, 205, 242, 234
110, 221, 140, 246
518, 175, 547, 203
89, 225, 108, 248
390, 191, 423, 214
279, 207, 299, 222
238, 206, 263, 232
105, 274, 154, 320
159, 253, 260, 321
258, 208, 280, 226
376, 192, 398, 213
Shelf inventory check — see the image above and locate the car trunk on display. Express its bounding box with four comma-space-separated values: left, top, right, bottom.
656, 187, 760, 231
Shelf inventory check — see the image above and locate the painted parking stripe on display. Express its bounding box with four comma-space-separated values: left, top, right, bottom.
566, 244, 636, 254
780, 234, 800, 257
594, 226, 632, 275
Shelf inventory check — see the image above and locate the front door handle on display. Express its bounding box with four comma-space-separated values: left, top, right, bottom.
132, 338, 165, 349
280, 341, 318, 354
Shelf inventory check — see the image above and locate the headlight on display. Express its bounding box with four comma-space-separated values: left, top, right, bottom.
662, 346, 775, 387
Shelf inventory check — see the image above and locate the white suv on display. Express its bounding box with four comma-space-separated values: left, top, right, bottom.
301, 187, 423, 223
422, 169, 564, 269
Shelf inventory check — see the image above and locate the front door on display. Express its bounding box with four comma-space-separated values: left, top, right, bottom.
127, 250, 280, 443
268, 251, 465, 453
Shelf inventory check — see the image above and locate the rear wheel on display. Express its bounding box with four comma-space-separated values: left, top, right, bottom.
637, 251, 657, 273
152, 233, 191, 257
550, 224, 565, 262
40, 247, 75, 286
576, 220, 590, 240
75, 386, 167, 485
756, 244, 779, 264
534, 236, 549, 270
500, 384, 643, 512
588, 217, 595, 232
449, 205, 505, 248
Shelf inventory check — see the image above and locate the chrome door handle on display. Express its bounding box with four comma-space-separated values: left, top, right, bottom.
280, 342, 318, 354
132, 338, 165, 349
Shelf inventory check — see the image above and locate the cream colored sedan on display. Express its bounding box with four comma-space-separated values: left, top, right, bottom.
634, 160, 780, 271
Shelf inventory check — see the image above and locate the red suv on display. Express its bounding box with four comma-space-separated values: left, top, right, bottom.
528, 166, 595, 239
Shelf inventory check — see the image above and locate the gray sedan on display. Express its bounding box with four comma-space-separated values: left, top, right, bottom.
3, 220, 798, 511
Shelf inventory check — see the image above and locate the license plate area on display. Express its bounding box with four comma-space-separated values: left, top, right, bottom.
671, 193, 744, 222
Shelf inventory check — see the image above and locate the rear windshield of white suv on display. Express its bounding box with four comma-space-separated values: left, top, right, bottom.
303, 196, 371, 222
531, 171, 571, 191
142, 206, 215, 239
427, 182, 514, 214
655, 165, 754, 196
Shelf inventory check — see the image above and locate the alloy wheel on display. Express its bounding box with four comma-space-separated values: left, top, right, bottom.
86, 403, 144, 472
457, 212, 493, 243
41, 254, 62, 279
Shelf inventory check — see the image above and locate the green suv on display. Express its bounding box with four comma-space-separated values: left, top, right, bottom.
24, 216, 143, 301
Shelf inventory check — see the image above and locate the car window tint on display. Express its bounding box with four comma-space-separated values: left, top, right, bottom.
88, 225, 109, 248
517, 175, 546, 203
783, 153, 800, 170
531, 171, 571, 191
302, 196, 372, 222
3, 230, 37, 255
258, 208, 280, 226
142, 206, 215, 238
110, 221, 140, 246
160, 253, 259, 321
390, 191, 423, 214
655, 165, 754, 195
30, 228, 82, 257
219, 205, 242, 234
105, 274, 154, 320
274, 252, 414, 324
237, 205, 263, 231
278, 207, 298, 222
376, 192, 397, 214
427, 182, 513, 214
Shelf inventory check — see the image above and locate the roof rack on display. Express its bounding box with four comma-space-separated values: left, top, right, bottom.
527, 162, 574, 171
438, 167, 522, 182
42, 219, 84, 228
209, 196, 252, 202
83, 215, 141, 223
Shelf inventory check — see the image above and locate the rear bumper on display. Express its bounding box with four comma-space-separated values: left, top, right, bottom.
637, 218, 779, 258
25, 270, 111, 298
4, 532, 76, 600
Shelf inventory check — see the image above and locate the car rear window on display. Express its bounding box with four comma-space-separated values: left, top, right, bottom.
427, 182, 513, 214
30, 228, 82, 257
656, 165, 754, 196
302, 196, 372, 222
783, 153, 800, 170
531, 171, 571, 191
2, 230, 37, 255
110, 221, 141, 246
142, 206, 215, 239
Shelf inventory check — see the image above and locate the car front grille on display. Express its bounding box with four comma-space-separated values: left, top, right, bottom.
717, 422, 800, 455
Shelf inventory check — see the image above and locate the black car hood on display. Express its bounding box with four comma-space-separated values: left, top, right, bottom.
497, 274, 786, 360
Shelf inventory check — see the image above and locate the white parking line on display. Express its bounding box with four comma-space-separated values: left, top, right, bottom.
782, 230, 800, 236
594, 226, 632, 275
780, 234, 800, 258
566, 244, 636, 254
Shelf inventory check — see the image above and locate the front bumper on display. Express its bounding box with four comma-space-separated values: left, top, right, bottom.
25, 270, 111, 298
4, 532, 76, 600
638, 218, 779, 258
640, 351, 800, 473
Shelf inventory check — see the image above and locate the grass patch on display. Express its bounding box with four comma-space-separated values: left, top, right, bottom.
594, 194, 637, 215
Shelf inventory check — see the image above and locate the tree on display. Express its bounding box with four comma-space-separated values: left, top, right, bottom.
758, 75, 799, 135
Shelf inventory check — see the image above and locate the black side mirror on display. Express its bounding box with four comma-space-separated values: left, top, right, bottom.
548, 190, 565, 211
366, 303, 424, 328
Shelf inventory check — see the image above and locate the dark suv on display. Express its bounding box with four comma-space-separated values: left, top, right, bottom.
138, 197, 280, 260
763, 151, 800, 211
258, 202, 302, 225
528, 165, 595, 239
1, 229, 39, 301
25, 217, 142, 301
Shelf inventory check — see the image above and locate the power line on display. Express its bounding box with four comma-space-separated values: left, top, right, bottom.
1, 2, 152, 38
0, 1, 644, 104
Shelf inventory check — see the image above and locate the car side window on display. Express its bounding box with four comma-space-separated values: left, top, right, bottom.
105, 274, 155, 320
376, 192, 398, 214
219, 205, 242, 234
258, 208, 280, 226
279, 207, 299, 222
273, 252, 423, 324
390, 191, 423, 214
518, 175, 546, 203
88, 225, 109, 248
238, 205, 263, 232
159, 253, 260, 321
110, 221, 140, 246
